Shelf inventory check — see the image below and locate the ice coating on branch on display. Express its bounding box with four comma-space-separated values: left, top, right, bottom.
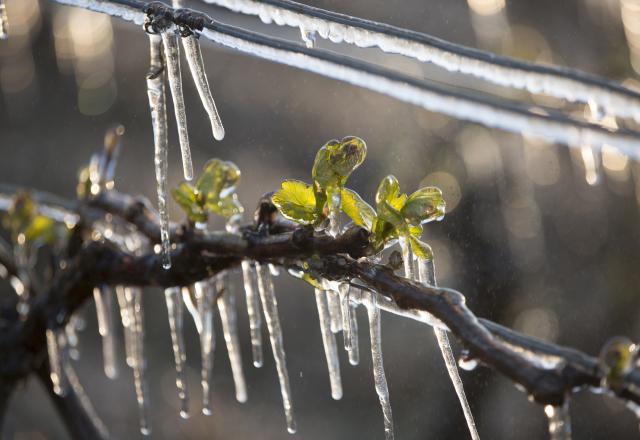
416, 257, 479, 440
0, 0, 8, 40
162, 28, 194, 181
216, 272, 248, 403
164, 286, 190, 418
314, 288, 343, 400
365, 293, 394, 440
51, 0, 146, 26
93, 286, 118, 379
255, 263, 297, 433
242, 260, 264, 368
193, 281, 216, 414
146, 33, 172, 269
202, 0, 640, 122
545, 403, 572, 440
126, 287, 151, 435
46, 328, 68, 397
199, 27, 640, 158
182, 33, 225, 141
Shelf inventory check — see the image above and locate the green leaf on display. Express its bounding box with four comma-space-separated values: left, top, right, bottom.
25, 215, 56, 244
402, 187, 446, 224
408, 235, 433, 260
312, 136, 367, 190
302, 272, 323, 289
272, 180, 319, 224
375, 175, 401, 205
171, 182, 197, 211
197, 159, 241, 202
340, 188, 376, 230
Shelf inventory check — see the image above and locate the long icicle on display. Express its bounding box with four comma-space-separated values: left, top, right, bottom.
326, 289, 342, 333
127, 287, 151, 435
545, 402, 572, 440
146, 32, 172, 269
164, 286, 190, 418
255, 263, 297, 434
194, 281, 216, 414
93, 286, 118, 379
46, 328, 68, 397
365, 293, 394, 440
115, 286, 135, 368
341, 285, 360, 366
216, 272, 248, 403
161, 27, 194, 181
314, 288, 343, 400
182, 32, 225, 141
416, 254, 479, 440
241, 260, 263, 368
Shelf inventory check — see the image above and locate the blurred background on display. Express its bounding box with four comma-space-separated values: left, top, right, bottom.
2, 0, 640, 438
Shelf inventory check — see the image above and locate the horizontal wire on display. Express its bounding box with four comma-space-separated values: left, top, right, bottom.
201, 0, 640, 122
51, 0, 640, 158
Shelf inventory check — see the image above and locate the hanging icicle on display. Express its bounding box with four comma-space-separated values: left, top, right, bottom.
65, 315, 82, 361
182, 32, 225, 141
93, 286, 118, 379
241, 260, 264, 368
365, 293, 394, 440
164, 286, 190, 418
339, 284, 360, 366
126, 287, 152, 435
0, 0, 8, 40
255, 263, 297, 434
314, 288, 343, 400
145, 32, 172, 269
326, 288, 342, 334
545, 402, 572, 440
115, 286, 135, 368
416, 254, 480, 440
216, 272, 248, 403
161, 27, 194, 181
194, 280, 216, 415
46, 328, 68, 397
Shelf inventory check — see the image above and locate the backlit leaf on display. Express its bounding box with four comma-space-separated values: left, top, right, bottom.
272, 180, 319, 224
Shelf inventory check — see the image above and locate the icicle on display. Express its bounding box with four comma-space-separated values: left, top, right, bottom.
161, 28, 194, 181
365, 293, 394, 440
417, 258, 480, 440
314, 288, 343, 400
65, 316, 81, 361
182, 286, 202, 333
194, 281, 216, 414
340, 285, 360, 366
46, 328, 68, 397
0, 0, 8, 40
115, 286, 135, 368
545, 402, 572, 440
182, 33, 225, 141
255, 263, 297, 434
216, 272, 248, 403
127, 287, 151, 435
300, 27, 316, 48
326, 289, 342, 333
241, 260, 263, 368
399, 236, 415, 280
93, 286, 118, 379
146, 32, 172, 269
164, 286, 190, 418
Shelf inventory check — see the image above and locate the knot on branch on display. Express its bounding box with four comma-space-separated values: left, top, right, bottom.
143, 2, 207, 36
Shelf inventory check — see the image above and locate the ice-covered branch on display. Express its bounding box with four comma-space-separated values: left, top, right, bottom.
49, 0, 640, 159
2, 187, 640, 424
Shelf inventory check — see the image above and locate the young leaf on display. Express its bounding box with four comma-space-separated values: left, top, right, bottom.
171, 182, 197, 211
312, 136, 367, 190
272, 180, 319, 224
375, 175, 401, 205
197, 158, 241, 201
402, 187, 446, 224
341, 188, 376, 230
206, 194, 244, 218
408, 235, 433, 260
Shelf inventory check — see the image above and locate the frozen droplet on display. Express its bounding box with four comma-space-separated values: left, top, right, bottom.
242, 260, 264, 368
255, 263, 297, 433
314, 288, 343, 400
458, 356, 479, 372
164, 286, 190, 418
182, 33, 225, 141
161, 28, 193, 181
146, 33, 172, 269
545, 402, 572, 440
216, 272, 248, 403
